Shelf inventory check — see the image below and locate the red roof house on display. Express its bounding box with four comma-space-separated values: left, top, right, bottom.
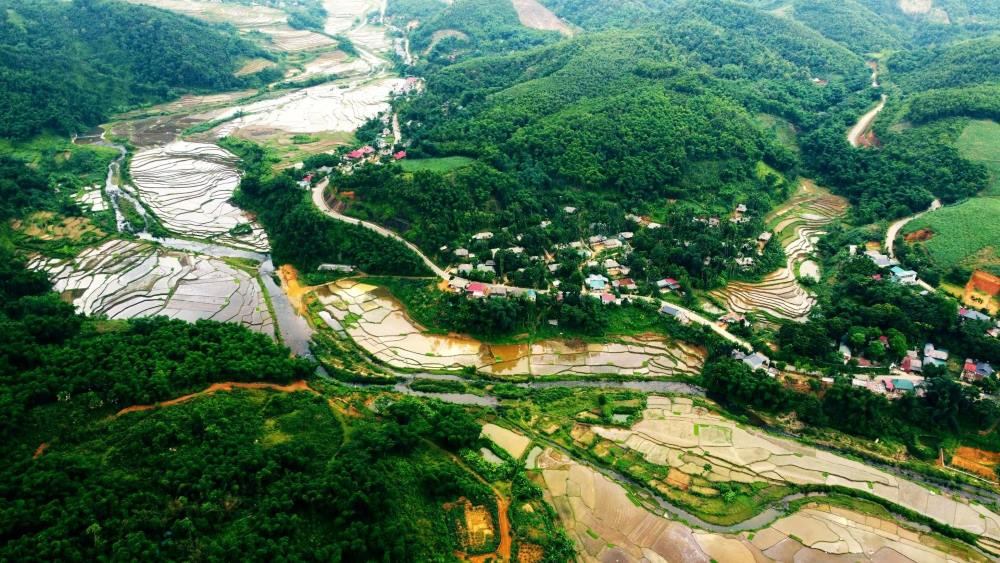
393, 151, 407, 160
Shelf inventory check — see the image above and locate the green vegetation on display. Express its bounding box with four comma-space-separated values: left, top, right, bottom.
221, 138, 431, 276
956, 119, 1000, 195
399, 156, 475, 173
903, 198, 1000, 271
0, 0, 267, 138
789, 0, 900, 54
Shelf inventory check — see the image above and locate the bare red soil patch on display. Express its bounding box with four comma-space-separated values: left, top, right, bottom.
33, 443, 48, 459
905, 228, 934, 243
949, 446, 1000, 481
114, 380, 316, 417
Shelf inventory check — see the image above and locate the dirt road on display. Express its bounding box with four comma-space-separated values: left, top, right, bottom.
114, 380, 316, 417
885, 199, 941, 259
847, 94, 887, 148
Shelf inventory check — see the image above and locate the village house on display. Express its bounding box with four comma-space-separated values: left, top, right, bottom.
297, 173, 314, 189
758, 232, 773, 243
731, 349, 769, 371
963, 359, 995, 382
883, 378, 916, 395
345, 145, 376, 160
618, 231, 634, 240
657, 278, 681, 292
659, 303, 690, 324
719, 312, 749, 327
598, 293, 617, 305
465, 282, 488, 298
317, 263, 354, 273
448, 278, 470, 292
890, 266, 918, 285
864, 250, 899, 268
735, 256, 755, 269
476, 264, 495, 274
588, 235, 606, 245
457, 264, 473, 275
540, 220, 551, 228
563, 206, 577, 214
490, 286, 508, 298
901, 351, 923, 373
735, 204, 748, 213
547, 263, 560, 273
393, 151, 406, 160
454, 248, 469, 258
612, 278, 637, 292
472, 231, 494, 240
603, 258, 620, 270
602, 238, 624, 250
923, 343, 949, 367
959, 307, 992, 323
586, 274, 608, 291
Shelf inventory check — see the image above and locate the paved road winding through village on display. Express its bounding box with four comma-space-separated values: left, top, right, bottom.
311, 182, 755, 351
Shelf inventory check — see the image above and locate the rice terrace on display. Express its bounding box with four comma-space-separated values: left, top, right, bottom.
2, 0, 1000, 560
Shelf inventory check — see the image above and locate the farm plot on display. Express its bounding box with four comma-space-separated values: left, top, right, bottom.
129, 142, 269, 251
532, 448, 981, 562
127, 0, 334, 52
286, 51, 371, 83
956, 120, 1000, 196
753, 503, 989, 562
314, 279, 704, 376
481, 424, 531, 459
588, 396, 1000, 543
534, 448, 730, 562
711, 182, 847, 321
210, 79, 406, 136
902, 198, 1000, 272
28, 239, 274, 335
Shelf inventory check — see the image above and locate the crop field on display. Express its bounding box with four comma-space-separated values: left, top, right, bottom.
956, 120, 1000, 196
903, 197, 1000, 271
28, 239, 274, 335
583, 396, 1000, 542
313, 279, 705, 377
129, 142, 270, 251
399, 156, 475, 173
711, 181, 847, 320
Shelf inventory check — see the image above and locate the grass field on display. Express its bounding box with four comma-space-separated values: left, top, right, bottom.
400, 156, 475, 173
755, 113, 799, 153
903, 197, 1000, 270
956, 119, 1000, 196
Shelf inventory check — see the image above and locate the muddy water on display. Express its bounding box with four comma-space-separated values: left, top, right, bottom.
261, 259, 314, 357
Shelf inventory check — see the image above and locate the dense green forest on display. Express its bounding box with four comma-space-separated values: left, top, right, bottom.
0, 0, 267, 138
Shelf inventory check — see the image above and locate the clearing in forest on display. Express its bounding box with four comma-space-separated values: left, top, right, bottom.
509, 0, 574, 35
903, 198, 1000, 272
956, 120, 1000, 196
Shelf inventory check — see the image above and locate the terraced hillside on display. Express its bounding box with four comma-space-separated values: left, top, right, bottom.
711, 182, 848, 321
28, 239, 274, 335
130, 142, 269, 251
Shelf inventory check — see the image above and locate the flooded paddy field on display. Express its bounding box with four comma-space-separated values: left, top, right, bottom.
129, 142, 269, 251
314, 279, 705, 377
128, 0, 334, 52
209, 79, 406, 137
532, 447, 985, 562
28, 239, 273, 335
584, 395, 1000, 543
712, 181, 847, 321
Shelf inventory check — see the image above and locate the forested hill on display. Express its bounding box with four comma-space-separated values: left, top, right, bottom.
0, 0, 262, 138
